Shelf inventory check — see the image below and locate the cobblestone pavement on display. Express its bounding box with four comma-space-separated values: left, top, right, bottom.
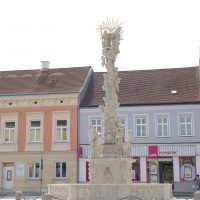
0, 197, 194, 200
0, 192, 42, 200
0, 192, 194, 200
173, 197, 193, 200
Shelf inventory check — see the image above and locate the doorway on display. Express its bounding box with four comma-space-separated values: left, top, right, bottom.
159, 161, 173, 183
3, 164, 14, 189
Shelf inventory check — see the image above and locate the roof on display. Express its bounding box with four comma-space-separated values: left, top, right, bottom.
81, 66, 200, 106
0, 66, 91, 96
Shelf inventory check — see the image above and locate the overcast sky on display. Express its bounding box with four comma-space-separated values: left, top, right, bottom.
1, 0, 200, 72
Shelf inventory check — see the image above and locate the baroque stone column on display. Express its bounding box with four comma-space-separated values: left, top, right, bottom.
88, 20, 134, 184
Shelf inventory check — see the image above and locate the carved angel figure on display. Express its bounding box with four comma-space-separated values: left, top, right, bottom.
123, 130, 132, 157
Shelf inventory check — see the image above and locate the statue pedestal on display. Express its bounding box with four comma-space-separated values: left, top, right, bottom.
87, 157, 134, 184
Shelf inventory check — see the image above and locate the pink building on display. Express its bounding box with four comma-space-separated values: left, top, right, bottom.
0, 62, 92, 192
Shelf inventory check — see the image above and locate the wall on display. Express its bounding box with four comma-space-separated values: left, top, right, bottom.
0, 152, 77, 191
0, 105, 78, 152
79, 104, 200, 145
0, 94, 79, 190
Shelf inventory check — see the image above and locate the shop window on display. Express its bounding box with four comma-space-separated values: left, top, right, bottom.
180, 157, 195, 181
55, 162, 67, 178
28, 162, 40, 179
132, 158, 140, 181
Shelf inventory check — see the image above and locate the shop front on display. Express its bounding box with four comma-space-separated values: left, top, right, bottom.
79, 144, 196, 192
147, 157, 173, 184
132, 144, 196, 189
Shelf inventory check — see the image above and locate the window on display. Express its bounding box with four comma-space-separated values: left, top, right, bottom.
56, 120, 68, 141
156, 114, 169, 137
180, 157, 195, 181
28, 162, 40, 179
91, 118, 102, 134
53, 112, 70, 145
1, 113, 18, 144
135, 116, 147, 137
4, 121, 15, 143
29, 120, 41, 142
55, 162, 67, 178
179, 114, 193, 136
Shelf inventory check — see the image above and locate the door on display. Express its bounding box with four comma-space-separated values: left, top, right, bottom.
159, 161, 173, 183
3, 166, 14, 189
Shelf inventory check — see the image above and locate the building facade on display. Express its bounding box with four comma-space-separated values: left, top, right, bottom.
0, 63, 92, 192
79, 66, 200, 192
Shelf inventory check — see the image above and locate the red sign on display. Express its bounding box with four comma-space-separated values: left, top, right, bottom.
78, 146, 83, 158
148, 146, 158, 157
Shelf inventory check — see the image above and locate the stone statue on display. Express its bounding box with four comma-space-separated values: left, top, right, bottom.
87, 20, 134, 185
103, 166, 113, 183
123, 130, 132, 157
89, 126, 98, 158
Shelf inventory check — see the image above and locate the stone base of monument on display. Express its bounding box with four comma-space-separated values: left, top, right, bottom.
193, 191, 200, 200
48, 183, 173, 200
48, 157, 173, 200
87, 157, 134, 184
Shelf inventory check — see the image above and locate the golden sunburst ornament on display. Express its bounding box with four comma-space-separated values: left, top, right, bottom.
101, 19, 122, 33
97, 19, 123, 37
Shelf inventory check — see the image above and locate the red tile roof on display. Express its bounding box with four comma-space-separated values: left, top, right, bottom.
81, 66, 200, 106
0, 66, 91, 96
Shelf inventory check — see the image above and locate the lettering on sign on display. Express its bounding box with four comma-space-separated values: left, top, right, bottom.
159, 151, 177, 155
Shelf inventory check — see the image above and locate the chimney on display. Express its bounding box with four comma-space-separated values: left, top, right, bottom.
41, 61, 50, 71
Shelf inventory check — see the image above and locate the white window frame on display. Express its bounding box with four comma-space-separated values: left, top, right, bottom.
134, 114, 149, 137
29, 120, 41, 142
52, 111, 70, 143
178, 112, 194, 137
1, 113, 18, 144
28, 161, 41, 179
89, 116, 102, 135
4, 121, 16, 143
26, 112, 44, 143
55, 161, 67, 179
55, 119, 68, 142
155, 113, 170, 137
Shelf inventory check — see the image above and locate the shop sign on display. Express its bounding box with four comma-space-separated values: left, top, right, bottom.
148, 146, 158, 157
132, 145, 195, 157
159, 151, 177, 156
78, 146, 83, 158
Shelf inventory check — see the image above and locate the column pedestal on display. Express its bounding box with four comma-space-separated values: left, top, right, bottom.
87, 157, 134, 184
